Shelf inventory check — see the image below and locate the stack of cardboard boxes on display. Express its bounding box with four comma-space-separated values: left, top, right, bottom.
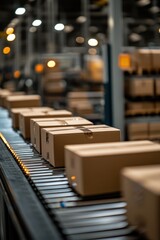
127, 122, 160, 141
1, 88, 160, 240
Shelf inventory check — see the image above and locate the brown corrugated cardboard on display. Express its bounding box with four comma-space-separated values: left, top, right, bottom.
65, 141, 160, 196
149, 122, 160, 140
155, 102, 160, 113
155, 79, 160, 96
126, 102, 155, 116
126, 78, 154, 97
19, 110, 72, 139
151, 49, 160, 72
11, 107, 54, 129
32, 117, 93, 153
121, 165, 160, 240
41, 125, 120, 167
127, 122, 149, 140
6, 95, 41, 110
0, 90, 25, 107
137, 49, 152, 73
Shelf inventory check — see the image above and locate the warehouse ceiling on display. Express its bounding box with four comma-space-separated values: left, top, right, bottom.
0, 0, 160, 46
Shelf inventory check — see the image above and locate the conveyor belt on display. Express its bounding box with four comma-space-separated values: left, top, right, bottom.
0, 108, 142, 240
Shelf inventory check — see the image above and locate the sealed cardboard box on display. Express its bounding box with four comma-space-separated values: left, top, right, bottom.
155, 78, 160, 96
65, 140, 160, 196
0, 90, 25, 107
41, 125, 120, 167
32, 117, 93, 153
6, 95, 41, 110
127, 122, 149, 140
0, 89, 10, 107
125, 101, 155, 116
11, 107, 54, 129
121, 165, 160, 240
155, 102, 160, 113
149, 122, 160, 140
151, 49, 160, 72
19, 110, 72, 139
125, 78, 154, 97
136, 49, 152, 73
3, 91, 25, 108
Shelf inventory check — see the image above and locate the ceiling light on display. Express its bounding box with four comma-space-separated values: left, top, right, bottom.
76, 16, 87, 23
76, 36, 85, 44
14, 70, 21, 78
15, 7, 26, 15
137, 0, 150, 7
54, 23, 64, 31
3, 47, 11, 55
29, 26, 37, 32
32, 19, 42, 27
88, 48, 97, 55
129, 33, 142, 42
6, 27, 14, 35
47, 60, 56, 68
64, 25, 74, 33
7, 34, 16, 41
88, 38, 98, 47
149, 6, 160, 14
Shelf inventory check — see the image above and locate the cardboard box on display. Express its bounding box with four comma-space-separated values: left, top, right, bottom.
121, 165, 160, 240
11, 107, 54, 129
126, 102, 155, 116
19, 110, 72, 139
0, 89, 10, 107
149, 122, 160, 140
155, 102, 160, 113
41, 125, 120, 167
155, 78, 160, 96
127, 122, 149, 140
65, 140, 160, 196
126, 78, 154, 97
151, 49, 160, 72
6, 95, 41, 110
137, 49, 152, 72
0, 90, 25, 107
32, 117, 93, 153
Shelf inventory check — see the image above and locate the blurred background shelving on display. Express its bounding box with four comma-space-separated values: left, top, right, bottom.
0, 0, 160, 139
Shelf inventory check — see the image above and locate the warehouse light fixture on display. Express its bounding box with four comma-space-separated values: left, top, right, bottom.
47, 60, 56, 68
6, 27, 14, 35
15, 7, 26, 15
64, 25, 74, 33
129, 33, 142, 42
149, 6, 160, 14
7, 34, 16, 41
137, 0, 150, 7
54, 23, 64, 31
76, 16, 87, 23
35, 64, 44, 73
88, 38, 98, 46
29, 26, 37, 32
13, 70, 21, 78
88, 48, 97, 55
3, 47, 11, 55
32, 19, 42, 27
76, 36, 85, 44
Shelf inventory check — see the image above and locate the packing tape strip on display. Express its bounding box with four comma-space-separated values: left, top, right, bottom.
76, 126, 93, 139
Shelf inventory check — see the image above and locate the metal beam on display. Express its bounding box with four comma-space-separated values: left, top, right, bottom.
108, 0, 124, 139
